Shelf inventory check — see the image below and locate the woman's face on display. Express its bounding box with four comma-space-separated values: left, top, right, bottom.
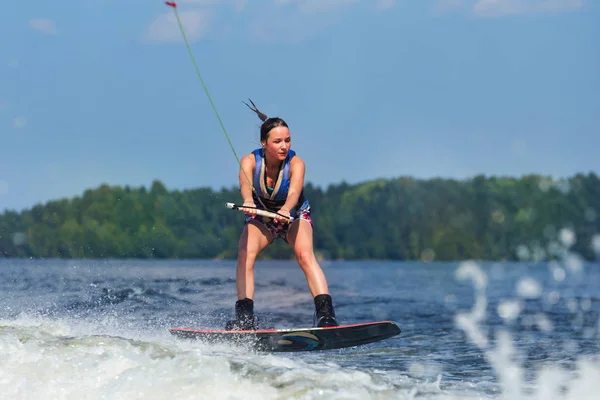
262, 126, 291, 162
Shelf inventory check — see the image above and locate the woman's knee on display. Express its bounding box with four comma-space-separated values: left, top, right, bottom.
295, 249, 316, 268
238, 223, 270, 257
238, 244, 260, 262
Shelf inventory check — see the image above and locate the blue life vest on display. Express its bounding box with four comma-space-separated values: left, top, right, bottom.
251, 148, 309, 217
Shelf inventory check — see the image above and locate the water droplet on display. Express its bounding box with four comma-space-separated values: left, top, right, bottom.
547, 291, 560, 305
498, 300, 521, 322
565, 253, 583, 273
420, 248, 435, 262
456, 261, 487, 290
553, 268, 565, 282
567, 298, 578, 313
535, 313, 553, 332
580, 298, 591, 311
409, 362, 425, 378
492, 209, 505, 223
444, 294, 457, 305
516, 277, 542, 299
516, 245, 530, 261
538, 178, 552, 192
559, 228, 576, 248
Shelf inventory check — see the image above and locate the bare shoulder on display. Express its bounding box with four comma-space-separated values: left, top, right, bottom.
240, 153, 256, 168
289, 155, 306, 179
290, 154, 305, 169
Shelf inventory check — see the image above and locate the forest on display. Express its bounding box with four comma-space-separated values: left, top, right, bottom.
1, 173, 599, 261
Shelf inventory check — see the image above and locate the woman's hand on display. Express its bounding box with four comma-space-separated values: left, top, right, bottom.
241, 200, 257, 216
275, 207, 291, 223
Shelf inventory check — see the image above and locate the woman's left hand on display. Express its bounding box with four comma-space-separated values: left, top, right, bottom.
275, 207, 291, 224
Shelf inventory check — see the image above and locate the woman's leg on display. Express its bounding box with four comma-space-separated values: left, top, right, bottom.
287, 219, 339, 327
286, 219, 329, 296
226, 221, 272, 330
236, 221, 272, 300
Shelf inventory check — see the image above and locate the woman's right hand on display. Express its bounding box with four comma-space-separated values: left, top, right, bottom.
242, 200, 256, 216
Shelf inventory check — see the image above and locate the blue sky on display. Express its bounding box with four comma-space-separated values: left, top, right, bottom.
1, 0, 598, 212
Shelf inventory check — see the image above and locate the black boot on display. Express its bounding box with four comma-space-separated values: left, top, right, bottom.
313, 294, 339, 327
225, 298, 257, 330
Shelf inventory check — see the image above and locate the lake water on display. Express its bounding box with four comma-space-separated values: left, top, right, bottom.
0, 258, 598, 399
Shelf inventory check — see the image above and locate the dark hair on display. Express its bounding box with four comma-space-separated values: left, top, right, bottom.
243, 98, 289, 142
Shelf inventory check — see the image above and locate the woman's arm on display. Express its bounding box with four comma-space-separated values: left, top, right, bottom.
239, 154, 256, 206
280, 156, 305, 213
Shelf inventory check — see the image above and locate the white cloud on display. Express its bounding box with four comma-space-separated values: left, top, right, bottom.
248, 0, 372, 43
146, 10, 211, 43
301, 0, 359, 14
13, 116, 27, 129
249, 12, 321, 44
179, 0, 225, 3
473, 0, 584, 17
435, 0, 586, 18
434, 0, 465, 13
29, 18, 57, 35
376, 0, 397, 10
178, 0, 245, 11
152, 0, 395, 45
234, 0, 247, 12
435, 0, 585, 16
274, 0, 359, 14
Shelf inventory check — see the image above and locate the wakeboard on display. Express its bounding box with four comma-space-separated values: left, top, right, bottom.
169, 321, 401, 352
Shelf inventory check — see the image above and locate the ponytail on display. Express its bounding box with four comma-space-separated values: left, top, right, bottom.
243, 98, 268, 122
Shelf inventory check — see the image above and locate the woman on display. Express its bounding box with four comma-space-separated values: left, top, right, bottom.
225, 99, 339, 331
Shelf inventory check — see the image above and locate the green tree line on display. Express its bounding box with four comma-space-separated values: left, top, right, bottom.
1, 173, 599, 261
